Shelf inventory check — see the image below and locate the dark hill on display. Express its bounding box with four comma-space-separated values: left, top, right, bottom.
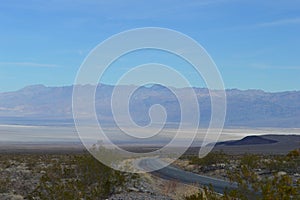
216, 135, 278, 146
212, 135, 300, 154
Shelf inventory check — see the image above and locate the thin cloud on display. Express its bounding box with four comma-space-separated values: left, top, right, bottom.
0, 62, 61, 68
257, 18, 300, 27
226, 17, 300, 32
250, 63, 300, 70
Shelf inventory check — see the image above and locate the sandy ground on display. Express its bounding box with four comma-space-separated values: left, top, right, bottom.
1, 124, 299, 154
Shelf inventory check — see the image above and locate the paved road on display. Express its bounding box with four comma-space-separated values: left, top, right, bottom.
137, 157, 238, 194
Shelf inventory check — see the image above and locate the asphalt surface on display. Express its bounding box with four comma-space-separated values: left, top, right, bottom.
137, 157, 238, 194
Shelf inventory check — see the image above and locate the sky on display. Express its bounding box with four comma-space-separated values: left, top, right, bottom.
0, 0, 300, 92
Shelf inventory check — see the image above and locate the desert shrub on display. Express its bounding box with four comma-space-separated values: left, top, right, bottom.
188, 151, 229, 166
228, 159, 300, 200
287, 149, 300, 158
260, 174, 300, 200
0, 177, 9, 193
240, 154, 259, 168
263, 150, 300, 174
185, 185, 230, 200
185, 152, 300, 199
27, 155, 126, 200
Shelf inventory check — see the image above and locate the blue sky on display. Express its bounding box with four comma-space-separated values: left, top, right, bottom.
0, 0, 300, 92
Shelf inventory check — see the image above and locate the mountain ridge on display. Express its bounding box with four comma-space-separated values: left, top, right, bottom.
0, 84, 300, 128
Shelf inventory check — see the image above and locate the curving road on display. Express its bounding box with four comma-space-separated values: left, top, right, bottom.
137, 157, 238, 194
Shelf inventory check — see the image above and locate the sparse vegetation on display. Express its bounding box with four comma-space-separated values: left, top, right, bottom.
183, 149, 300, 200
185, 185, 226, 200
0, 153, 139, 199
28, 154, 127, 199
187, 151, 229, 167
0, 177, 9, 193
1, 148, 300, 199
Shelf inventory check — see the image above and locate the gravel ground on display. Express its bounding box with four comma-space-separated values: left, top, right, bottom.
108, 192, 172, 200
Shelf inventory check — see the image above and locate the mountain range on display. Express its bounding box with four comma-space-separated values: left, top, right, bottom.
0, 84, 299, 128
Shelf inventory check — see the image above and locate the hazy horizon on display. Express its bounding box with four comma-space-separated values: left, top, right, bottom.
2, 83, 300, 93
1, 124, 300, 145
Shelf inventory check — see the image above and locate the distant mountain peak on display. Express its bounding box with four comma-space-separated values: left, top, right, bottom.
21, 84, 47, 91
0, 84, 300, 128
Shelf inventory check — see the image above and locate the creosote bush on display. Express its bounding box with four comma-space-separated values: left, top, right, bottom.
27, 154, 127, 200
188, 151, 229, 166
184, 149, 300, 200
